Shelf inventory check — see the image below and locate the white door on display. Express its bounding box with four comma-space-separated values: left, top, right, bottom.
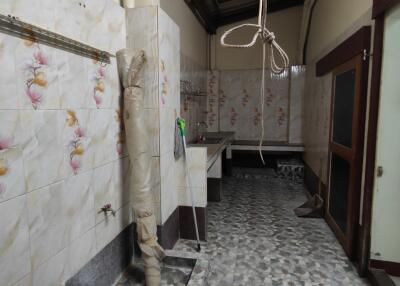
370, 3, 400, 265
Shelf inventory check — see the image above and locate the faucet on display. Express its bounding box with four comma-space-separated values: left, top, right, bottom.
196, 121, 208, 128
99, 203, 116, 216
196, 121, 208, 142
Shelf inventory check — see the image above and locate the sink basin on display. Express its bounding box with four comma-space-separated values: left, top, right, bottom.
193, 137, 224, 144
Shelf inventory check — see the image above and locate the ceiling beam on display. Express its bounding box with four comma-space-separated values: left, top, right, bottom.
184, 0, 217, 33
216, 4, 259, 27
267, 0, 304, 13
185, 0, 305, 34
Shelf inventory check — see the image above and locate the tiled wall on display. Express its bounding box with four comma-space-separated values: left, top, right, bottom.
0, 0, 125, 55
157, 8, 184, 225
302, 7, 372, 185
302, 65, 332, 183
206, 70, 219, 133
207, 67, 306, 143
0, 1, 129, 286
180, 54, 207, 142
127, 7, 207, 226
289, 66, 306, 144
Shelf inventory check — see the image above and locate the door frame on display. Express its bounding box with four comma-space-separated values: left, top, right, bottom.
326, 55, 366, 259
359, 0, 400, 277
315, 25, 371, 273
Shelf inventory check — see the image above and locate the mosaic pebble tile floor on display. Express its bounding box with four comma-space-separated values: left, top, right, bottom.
173, 168, 371, 286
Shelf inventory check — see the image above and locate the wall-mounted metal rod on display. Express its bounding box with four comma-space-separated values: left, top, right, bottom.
0, 13, 113, 63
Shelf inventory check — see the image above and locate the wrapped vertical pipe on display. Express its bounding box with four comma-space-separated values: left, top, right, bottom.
116, 49, 165, 286
122, 0, 135, 8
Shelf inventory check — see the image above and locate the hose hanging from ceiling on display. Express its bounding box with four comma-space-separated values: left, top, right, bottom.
220, 0, 289, 164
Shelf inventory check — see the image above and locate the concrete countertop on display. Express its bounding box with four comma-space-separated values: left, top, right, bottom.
188, 132, 235, 170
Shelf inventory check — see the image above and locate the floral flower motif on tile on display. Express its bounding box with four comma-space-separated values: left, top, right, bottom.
160, 60, 168, 105
92, 62, 106, 108
219, 89, 226, 107
277, 107, 286, 126
265, 88, 275, 107
207, 73, 218, 127
253, 108, 261, 126
208, 72, 217, 93
0, 137, 13, 196
241, 89, 250, 107
114, 110, 125, 156
0, 137, 12, 151
0, 158, 8, 177
208, 97, 216, 113
66, 110, 86, 174
0, 159, 9, 197
208, 112, 217, 127
230, 107, 238, 126
24, 44, 49, 109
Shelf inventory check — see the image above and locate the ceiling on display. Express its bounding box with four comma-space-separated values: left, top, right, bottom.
184, 0, 304, 34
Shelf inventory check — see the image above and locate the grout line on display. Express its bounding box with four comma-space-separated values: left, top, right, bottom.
0, 156, 129, 206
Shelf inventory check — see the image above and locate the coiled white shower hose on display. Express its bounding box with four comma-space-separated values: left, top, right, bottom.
220, 0, 289, 164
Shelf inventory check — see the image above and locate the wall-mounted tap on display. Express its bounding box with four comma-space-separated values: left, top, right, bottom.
98, 203, 116, 216
196, 121, 208, 142
196, 121, 208, 128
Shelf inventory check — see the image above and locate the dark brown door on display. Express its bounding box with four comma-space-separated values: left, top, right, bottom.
327, 55, 365, 259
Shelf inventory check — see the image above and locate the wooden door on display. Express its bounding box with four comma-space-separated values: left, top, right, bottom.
327, 55, 366, 259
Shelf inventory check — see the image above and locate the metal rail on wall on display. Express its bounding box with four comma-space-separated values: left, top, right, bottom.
180, 80, 206, 98
0, 13, 113, 63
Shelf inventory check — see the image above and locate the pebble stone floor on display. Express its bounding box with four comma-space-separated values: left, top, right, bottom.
173, 168, 371, 286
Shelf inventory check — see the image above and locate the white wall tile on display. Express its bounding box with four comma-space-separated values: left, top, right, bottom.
66, 228, 96, 278
303, 64, 332, 183
21, 111, 67, 192
92, 161, 116, 224
144, 108, 160, 156
0, 196, 31, 286
0, 147, 25, 203
95, 203, 132, 252
0, 33, 19, 109
10, 0, 56, 31
126, 7, 159, 109
57, 51, 90, 109
32, 248, 68, 286
86, 109, 117, 168
12, 275, 32, 286
158, 8, 180, 109
177, 186, 207, 208
159, 107, 176, 156
63, 170, 95, 242
289, 66, 306, 144
27, 170, 94, 271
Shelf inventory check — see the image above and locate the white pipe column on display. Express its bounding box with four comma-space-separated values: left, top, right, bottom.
122, 0, 160, 8
116, 49, 165, 286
